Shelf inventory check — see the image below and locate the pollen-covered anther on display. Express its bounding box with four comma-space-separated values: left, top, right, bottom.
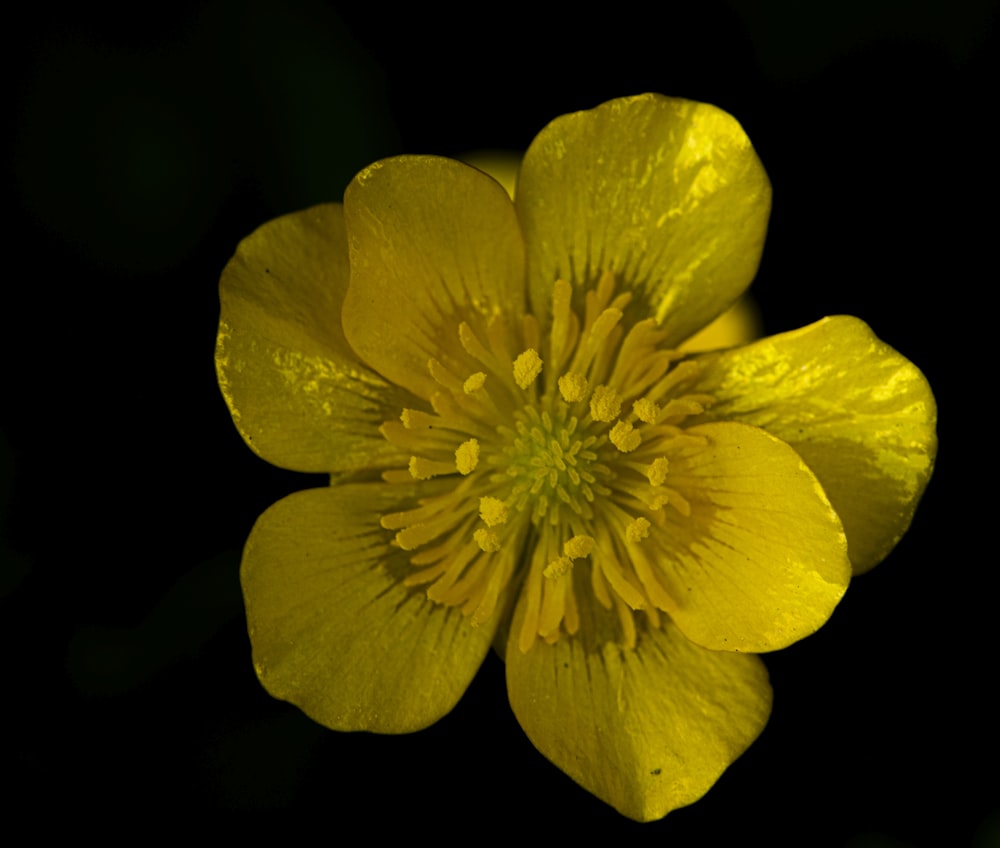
633, 397, 660, 424
590, 385, 621, 422
649, 493, 670, 511
463, 372, 487, 394
455, 439, 480, 475
513, 349, 543, 390
646, 456, 670, 487
479, 496, 508, 527
409, 456, 456, 480
558, 372, 588, 403
400, 408, 438, 429
610, 420, 641, 453
563, 534, 595, 559
474, 528, 501, 553
543, 555, 573, 579
626, 516, 651, 543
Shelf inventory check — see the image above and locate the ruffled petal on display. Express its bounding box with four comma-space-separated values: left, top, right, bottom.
217, 204, 412, 473
242, 484, 498, 733
652, 421, 851, 652
506, 596, 772, 822
342, 156, 526, 400
681, 316, 937, 574
516, 94, 771, 346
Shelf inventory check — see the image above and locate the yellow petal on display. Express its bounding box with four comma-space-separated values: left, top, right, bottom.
516, 94, 771, 346
242, 484, 498, 733
506, 596, 771, 822
653, 421, 851, 652
342, 156, 525, 400
683, 316, 937, 574
460, 150, 521, 199
217, 204, 412, 473
679, 295, 762, 352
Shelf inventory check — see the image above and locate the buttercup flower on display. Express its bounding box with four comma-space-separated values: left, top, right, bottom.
216, 94, 936, 821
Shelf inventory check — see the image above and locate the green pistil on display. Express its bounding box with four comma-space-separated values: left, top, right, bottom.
494, 403, 612, 525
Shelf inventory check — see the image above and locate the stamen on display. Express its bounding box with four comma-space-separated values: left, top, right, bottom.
549, 279, 577, 373
543, 555, 573, 579
455, 439, 480, 474
558, 372, 588, 403
610, 420, 641, 453
633, 397, 660, 424
400, 408, 442, 430
572, 308, 623, 378
513, 348, 543, 389
393, 509, 471, 551
660, 396, 708, 420
381, 421, 453, 453
378, 269, 715, 650
662, 487, 692, 517
479, 496, 508, 527
646, 457, 670, 487
409, 456, 456, 480
626, 516, 651, 543
463, 372, 487, 394
589, 385, 621, 422
427, 358, 465, 394
564, 534, 595, 559
615, 595, 638, 649
459, 322, 497, 368
474, 528, 501, 552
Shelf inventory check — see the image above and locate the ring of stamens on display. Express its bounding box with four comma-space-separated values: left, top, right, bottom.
378, 271, 716, 651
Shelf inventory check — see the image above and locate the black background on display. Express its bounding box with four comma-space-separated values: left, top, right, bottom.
4, 1, 995, 843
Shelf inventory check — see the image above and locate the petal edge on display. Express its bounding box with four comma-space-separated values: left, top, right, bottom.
242, 484, 497, 733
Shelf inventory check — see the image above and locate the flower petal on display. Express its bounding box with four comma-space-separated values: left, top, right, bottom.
679, 295, 761, 352
217, 204, 412, 473
506, 598, 772, 822
242, 484, 498, 733
516, 94, 771, 345
653, 421, 851, 652
342, 156, 526, 400
682, 316, 937, 574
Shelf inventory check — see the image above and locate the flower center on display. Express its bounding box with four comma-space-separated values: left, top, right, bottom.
497, 403, 611, 527
379, 271, 715, 651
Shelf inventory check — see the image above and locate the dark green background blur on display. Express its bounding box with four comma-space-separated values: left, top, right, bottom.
4, 1, 995, 843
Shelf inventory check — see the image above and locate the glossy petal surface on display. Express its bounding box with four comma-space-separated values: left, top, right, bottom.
342, 156, 525, 400
242, 484, 499, 733
654, 422, 850, 652
507, 600, 771, 822
683, 317, 937, 573
217, 204, 411, 473
516, 94, 771, 344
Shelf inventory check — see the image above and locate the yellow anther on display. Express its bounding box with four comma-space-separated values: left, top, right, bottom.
543, 555, 573, 579
633, 397, 660, 424
479, 496, 509, 527
626, 517, 651, 543
474, 528, 502, 553
409, 456, 450, 479
401, 408, 437, 429
513, 348, 543, 389
610, 420, 641, 453
463, 372, 487, 394
564, 534, 595, 559
647, 457, 670, 487
455, 439, 480, 475
558, 372, 589, 403
589, 385, 621, 422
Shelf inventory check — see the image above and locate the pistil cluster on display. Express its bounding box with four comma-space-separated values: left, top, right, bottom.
380, 272, 716, 650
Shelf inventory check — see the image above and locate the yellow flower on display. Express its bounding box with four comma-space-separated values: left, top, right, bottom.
216, 94, 936, 821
